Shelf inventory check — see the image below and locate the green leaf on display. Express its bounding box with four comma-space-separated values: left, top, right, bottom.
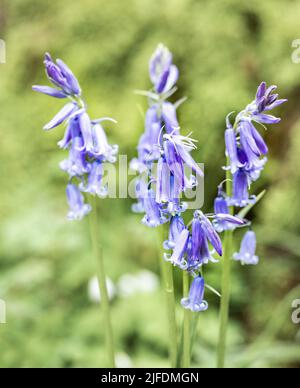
238, 190, 267, 219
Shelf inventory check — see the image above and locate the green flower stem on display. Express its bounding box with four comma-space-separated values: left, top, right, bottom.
158, 227, 178, 368
182, 271, 191, 368
89, 196, 116, 368
217, 164, 234, 368
160, 259, 178, 368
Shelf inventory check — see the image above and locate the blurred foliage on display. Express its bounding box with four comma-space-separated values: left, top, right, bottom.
0, 0, 300, 368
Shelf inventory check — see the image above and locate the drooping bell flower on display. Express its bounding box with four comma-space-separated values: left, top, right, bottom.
132, 176, 149, 214
233, 231, 259, 265
225, 126, 244, 174
164, 216, 185, 250
66, 184, 91, 221
229, 169, 256, 207
80, 161, 108, 198
181, 277, 208, 313
213, 192, 245, 233
60, 137, 90, 177
90, 123, 118, 163
165, 175, 188, 215
187, 215, 213, 270
164, 228, 189, 270
163, 133, 203, 193
142, 189, 169, 228
136, 106, 162, 166
198, 211, 223, 257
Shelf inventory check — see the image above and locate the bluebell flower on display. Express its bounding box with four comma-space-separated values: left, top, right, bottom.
213, 190, 246, 232
60, 138, 90, 177
142, 190, 169, 228
149, 44, 179, 94
197, 211, 223, 257
90, 123, 118, 163
132, 177, 148, 213
163, 133, 203, 193
164, 228, 189, 269
80, 161, 108, 198
137, 106, 162, 164
32, 85, 67, 99
238, 82, 287, 125
233, 231, 259, 265
34, 53, 118, 220
181, 277, 208, 313
162, 102, 180, 134
224, 83, 286, 208
164, 174, 188, 215
164, 216, 185, 250
66, 184, 91, 221
155, 156, 171, 205
229, 169, 256, 207
43, 53, 81, 96
225, 126, 244, 174
43, 102, 78, 131
187, 214, 217, 270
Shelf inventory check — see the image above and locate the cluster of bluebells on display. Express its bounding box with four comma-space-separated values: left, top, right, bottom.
33, 53, 118, 220
131, 45, 244, 312
218, 82, 287, 265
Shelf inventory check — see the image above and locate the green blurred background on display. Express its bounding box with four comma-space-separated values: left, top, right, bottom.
0, 0, 300, 368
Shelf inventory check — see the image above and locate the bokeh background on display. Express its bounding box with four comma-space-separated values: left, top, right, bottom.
0, 0, 300, 368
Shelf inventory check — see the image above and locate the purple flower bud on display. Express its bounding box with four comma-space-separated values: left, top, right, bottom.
44, 53, 81, 96
149, 44, 179, 94
233, 231, 259, 265
56, 59, 81, 96
66, 184, 91, 221
181, 277, 208, 313
253, 113, 281, 125
254, 82, 287, 114
32, 85, 67, 99
43, 102, 78, 131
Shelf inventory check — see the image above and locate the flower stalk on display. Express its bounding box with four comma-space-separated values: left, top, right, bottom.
161, 259, 178, 368
182, 271, 191, 368
89, 197, 116, 367
217, 165, 233, 368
